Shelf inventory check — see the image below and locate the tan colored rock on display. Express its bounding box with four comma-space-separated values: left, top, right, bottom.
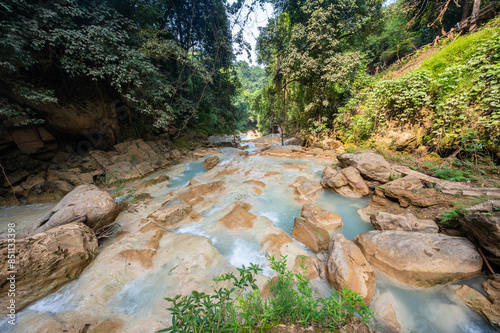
327, 234, 375, 303
136, 174, 170, 189
459, 213, 500, 257
105, 161, 142, 181
135, 161, 155, 176
148, 198, 193, 227
383, 175, 451, 208
354, 231, 483, 287
321, 166, 369, 198
338, 152, 392, 183
0, 223, 98, 313
218, 202, 256, 230
300, 204, 342, 235
370, 211, 438, 233
371, 291, 402, 333
178, 181, 225, 206
292, 256, 325, 280
114, 139, 159, 164
292, 217, 329, 253
20, 184, 120, 238
289, 176, 323, 202
204, 156, 220, 170
446, 284, 500, 330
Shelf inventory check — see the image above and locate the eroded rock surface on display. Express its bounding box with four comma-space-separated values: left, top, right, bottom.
292, 217, 329, 253
338, 152, 392, 183
354, 230, 483, 287
0, 223, 98, 313
459, 212, 500, 257
300, 204, 342, 235
204, 156, 220, 170
370, 211, 438, 233
321, 166, 369, 198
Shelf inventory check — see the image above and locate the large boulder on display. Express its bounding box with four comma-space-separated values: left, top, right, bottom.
300, 204, 342, 235
459, 212, 500, 257
292, 217, 330, 253
26, 180, 74, 204
337, 153, 392, 183
370, 212, 438, 233
289, 176, 323, 202
354, 230, 483, 287
204, 156, 220, 170
19, 185, 120, 238
321, 166, 369, 198
0, 223, 98, 313
382, 175, 452, 208
327, 234, 375, 303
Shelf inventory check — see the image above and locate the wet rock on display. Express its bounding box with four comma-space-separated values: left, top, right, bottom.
370, 211, 438, 233
148, 198, 193, 227
204, 156, 220, 170
178, 181, 225, 206
136, 174, 170, 189
354, 230, 483, 287
26, 180, 74, 204
338, 152, 392, 183
383, 175, 452, 208
371, 291, 402, 333
292, 255, 325, 280
289, 176, 323, 202
327, 234, 375, 303
0, 223, 98, 313
300, 204, 342, 235
446, 284, 500, 330
208, 135, 241, 147
321, 166, 369, 198
292, 217, 330, 253
459, 212, 500, 257
218, 202, 256, 230
20, 185, 120, 238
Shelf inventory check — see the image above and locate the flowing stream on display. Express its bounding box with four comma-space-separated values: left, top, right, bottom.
0, 138, 497, 333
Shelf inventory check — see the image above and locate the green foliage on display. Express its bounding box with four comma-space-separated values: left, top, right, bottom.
159, 255, 373, 333
430, 164, 473, 182
439, 208, 466, 227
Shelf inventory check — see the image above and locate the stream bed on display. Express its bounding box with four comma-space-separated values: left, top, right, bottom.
0, 140, 497, 333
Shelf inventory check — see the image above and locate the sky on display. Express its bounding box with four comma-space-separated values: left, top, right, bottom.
231, 1, 274, 64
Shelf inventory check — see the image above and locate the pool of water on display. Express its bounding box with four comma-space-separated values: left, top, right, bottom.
0, 203, 56, 237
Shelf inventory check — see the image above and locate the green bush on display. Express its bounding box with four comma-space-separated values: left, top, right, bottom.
158, 255, 373, 333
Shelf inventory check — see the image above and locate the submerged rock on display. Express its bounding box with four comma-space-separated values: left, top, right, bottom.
354, 230, 483, 287
19, 185, 120, 238
148, 198, 196, 228
370, 211, 438, 233
289, 176, 323, 202
292, 217, 329, 253
0, 223, 98, 313
371, 291, 403, 333
203, 156, 220, 170
338, 152, 392, 183
321, 166, 369, 198
326, 234, 375, 303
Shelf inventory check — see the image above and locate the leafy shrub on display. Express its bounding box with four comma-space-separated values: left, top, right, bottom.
430, 164, 473, 182
158, 255, 373, 332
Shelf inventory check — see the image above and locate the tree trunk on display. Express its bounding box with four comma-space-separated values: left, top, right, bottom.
462, 0, 470, 20
471, 0, 481, 30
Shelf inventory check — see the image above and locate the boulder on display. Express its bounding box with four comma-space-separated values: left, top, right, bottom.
371, 291, 402, 333
26, 180, 74, 204
370, 212, 438, 233
289, 176, 323, 202
338, 153, 392, 183
300, 204, 342, 235
354, 231, 483, 287
105, 161, 142, 182
113, 139, 158, 164
292, 217, 330, 253
446, 284, 500, 330
0, 223, 98, 313
327, 234, 375, 303
148, 198, 193, 227
19, 185, 120, 238
208, 135, 240, 147
204, 156, 220, 170
321, 166, 369, 198
459, 213, 500, 257
383, 175, 452, 208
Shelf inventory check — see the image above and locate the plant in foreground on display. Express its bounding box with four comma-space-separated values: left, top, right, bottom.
158, 255, 373, 333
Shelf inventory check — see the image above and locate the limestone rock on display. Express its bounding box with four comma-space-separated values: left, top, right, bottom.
338, 152, 392, 183
105, 161, 142, 181
20, 185, 120, 238
208, 135, 241, 147
300, 204, 342, 235
292, 217, 330, 253
218, 202, 256, 230
178, 181, 225, 206
383, 175, 452, 208
321, 166, 369, 198
354, 230, 483, 287
148, 198, 193, 227
327, 234, 375, 303
113, 139, 159, 164
0, 223, 98, 313
289, 176, 323, 202
370, 211, 438, 233
371, 291, 402, 333
459, 213, 500, 257
446, 284, 500, 330
204, 156, 220, 170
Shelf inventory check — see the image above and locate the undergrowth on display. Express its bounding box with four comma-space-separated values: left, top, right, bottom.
158, 255, 373, 333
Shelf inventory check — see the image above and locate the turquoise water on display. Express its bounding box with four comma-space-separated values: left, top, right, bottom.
167, 159, 207, 189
